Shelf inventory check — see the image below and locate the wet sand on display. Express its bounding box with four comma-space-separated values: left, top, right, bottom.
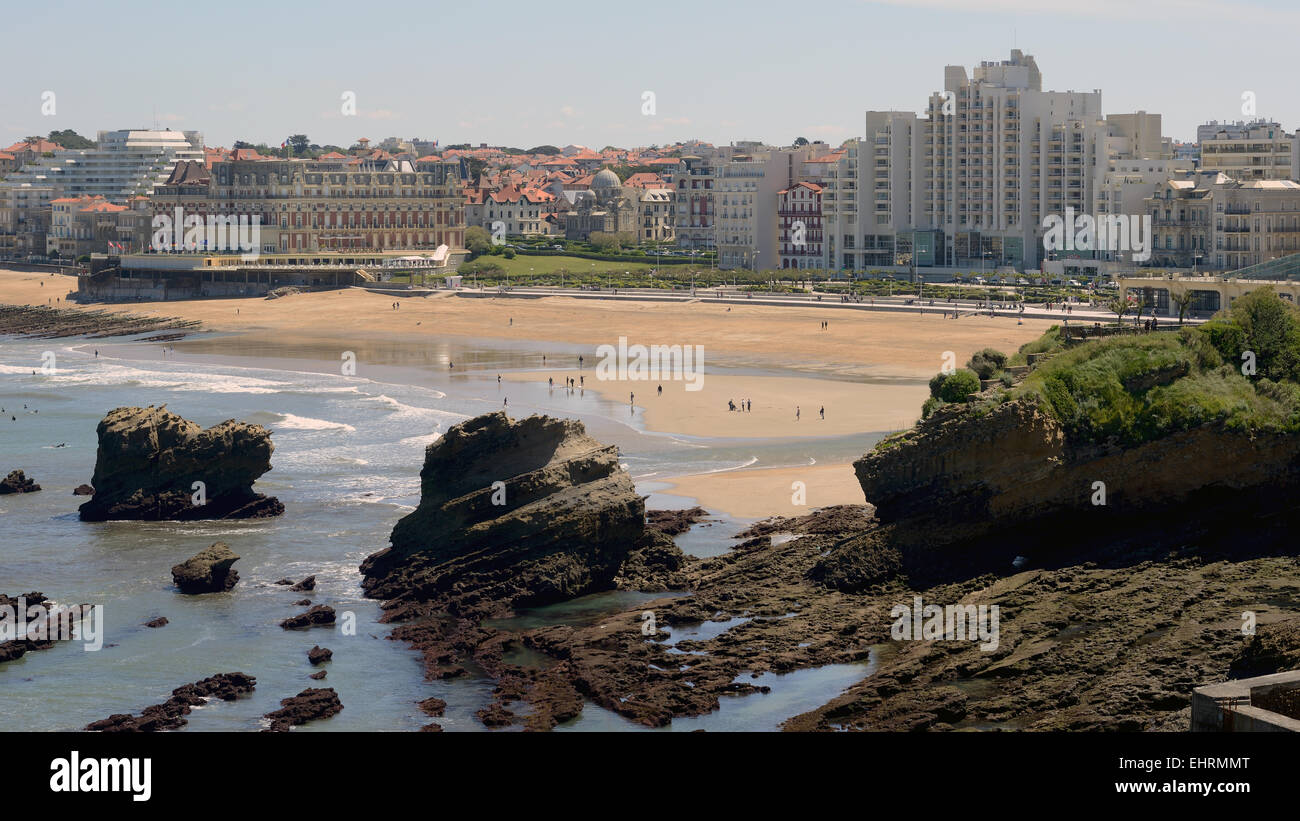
655, 463, 864, 519
503, 369, 926, 440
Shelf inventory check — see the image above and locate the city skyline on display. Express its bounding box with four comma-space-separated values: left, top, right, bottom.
2, 0, 1298, 151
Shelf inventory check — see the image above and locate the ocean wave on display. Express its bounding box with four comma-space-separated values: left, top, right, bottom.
269, 413, 356, 433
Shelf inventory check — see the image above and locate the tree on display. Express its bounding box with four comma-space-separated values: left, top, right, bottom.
47, 129, 94, 149
287, 134, 310, 155
589, 231, 622, 253
1109, 295, 1130, 326
527, 145, 561, 155
464, 226, 493, 257
1170, 286, 1194, 326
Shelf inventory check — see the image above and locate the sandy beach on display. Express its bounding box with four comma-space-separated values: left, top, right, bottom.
0, 270, 1054, 380
2, 268, 1053, 517
503, 369, 927, 439
655, 463, 865, 519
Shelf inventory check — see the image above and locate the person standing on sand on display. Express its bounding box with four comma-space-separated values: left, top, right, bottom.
796, 406, 800, 421
657, 384, 662, 396
820, 406, 825, 420
504, 397, 508, 407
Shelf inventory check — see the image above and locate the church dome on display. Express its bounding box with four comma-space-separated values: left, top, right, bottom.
591, 168, 621, 190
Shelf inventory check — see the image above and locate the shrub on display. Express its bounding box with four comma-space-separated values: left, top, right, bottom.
938, 369, 981, 403
921, 396, 943, 419
968, 348, 1008, 379
928, 371, 948, 399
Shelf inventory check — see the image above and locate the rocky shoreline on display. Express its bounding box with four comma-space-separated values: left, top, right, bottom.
0, 304, 201, 339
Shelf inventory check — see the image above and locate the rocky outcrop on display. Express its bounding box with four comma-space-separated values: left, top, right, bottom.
171, 543, 240, 593
846, 396, 1300, 586
360, 412, 645, 618
73, 484, 94, 496
84, 673, 256, 732
78, 405, 283, 521
289, 575, 315, 592
0, 470, 40, 494
308, 646, 332, 665
262, 688, 343, 732
280, 605, 335, 630
857, 397, 1300, 527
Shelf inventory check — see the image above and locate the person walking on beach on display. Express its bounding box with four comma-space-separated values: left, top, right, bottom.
549, 377, 553, 388
819, 406, 825, 420
796, 406, 801, 421
503, 397, 508, 407
578, 355, 584, 368
497, 374, 502, 384
657, 384, 662, 396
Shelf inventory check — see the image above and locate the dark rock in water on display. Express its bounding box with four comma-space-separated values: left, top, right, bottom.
143, 616, 169, 628
308, 670, 327, 680
420, 722, 443, 732
293, 598, 311, 606
171, 543, 240, 594
73, 484, 94, 496
0, 595, 96, 666
78, 405, 283, 521
289, 575, 315, 592
0, 470, 40, 494
476, 702, 516, 728
646, 506, 709, 536
274, 578, 293, 585
84, 672, 256, 732
262, 687, 342, 732
417, 697, 446, 717
360, 412, 645, 617
307, 645, 332, 665
280, 605, 335, 630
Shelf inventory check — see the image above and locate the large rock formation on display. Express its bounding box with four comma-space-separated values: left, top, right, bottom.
360, 412, 645, 617
171, 543, 240, 593
855, 397, 1300, 527
842, 395, 1300, 587
78, 405, 283, 521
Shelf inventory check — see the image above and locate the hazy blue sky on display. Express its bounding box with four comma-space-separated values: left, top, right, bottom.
3, 0, 1297, 150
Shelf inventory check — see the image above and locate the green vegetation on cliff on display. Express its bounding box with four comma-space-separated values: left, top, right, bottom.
1013, 288, 1300, 445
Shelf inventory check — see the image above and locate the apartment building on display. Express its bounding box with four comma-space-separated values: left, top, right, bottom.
150, 153, 466, 254
1199, 120, 1293, 181
639, 188, 674, 243
46, 195, 128, 258
1, 129, 204, 203
715, 142, 826, 269
0, 182, 54, 256
1145, 171, 1300, 270
671, 147, 735, 251
776, 181, 823, 269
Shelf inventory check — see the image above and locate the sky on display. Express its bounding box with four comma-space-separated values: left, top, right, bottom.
3, 0, 1298, 151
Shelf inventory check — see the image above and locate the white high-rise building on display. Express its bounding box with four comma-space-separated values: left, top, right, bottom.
0, 129, 204, 204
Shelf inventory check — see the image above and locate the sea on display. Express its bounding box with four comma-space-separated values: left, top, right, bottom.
0, 329, 891, 731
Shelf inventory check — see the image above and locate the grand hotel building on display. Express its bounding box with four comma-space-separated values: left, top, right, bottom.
151, 153, 467, 255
